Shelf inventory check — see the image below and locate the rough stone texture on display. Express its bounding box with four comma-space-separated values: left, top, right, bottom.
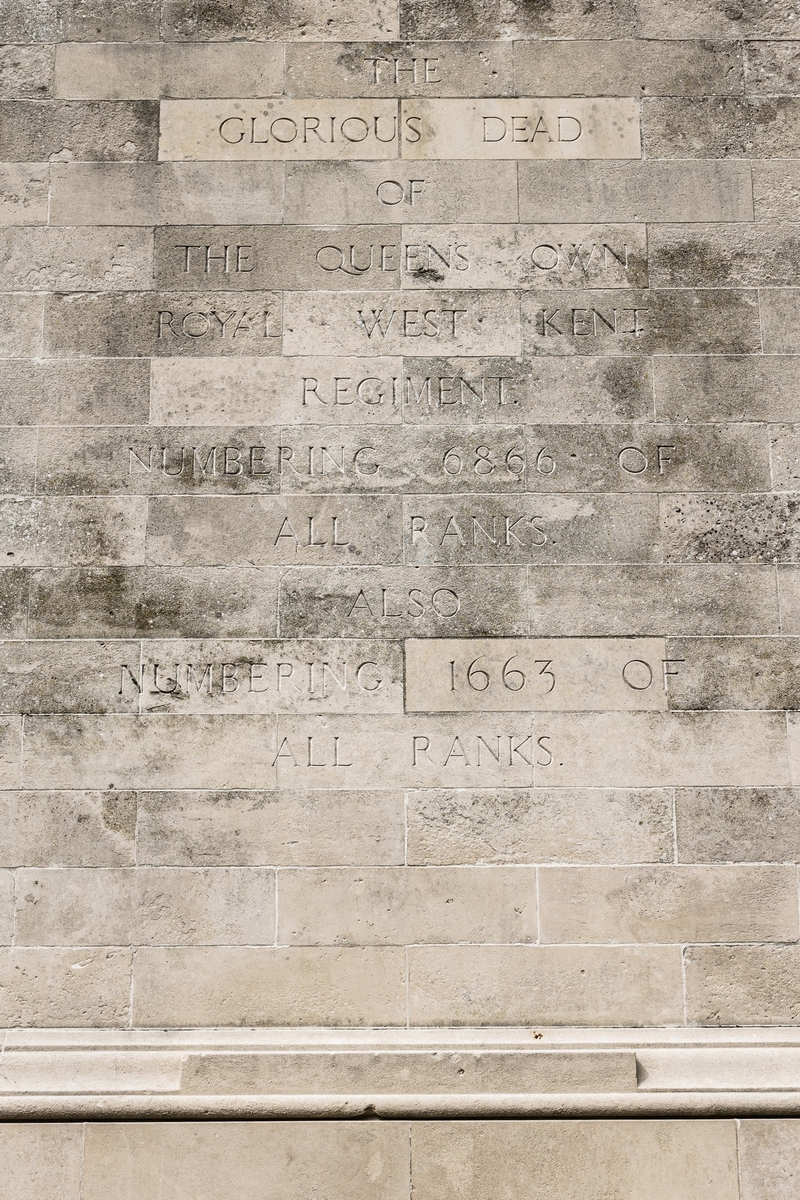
2, 9, 800, 1182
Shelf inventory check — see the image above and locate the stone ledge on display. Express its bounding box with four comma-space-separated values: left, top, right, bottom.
2, 1028, 800, 1118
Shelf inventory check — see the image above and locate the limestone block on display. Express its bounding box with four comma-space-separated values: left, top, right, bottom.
676, 787, 800, 863
0, 1125, 82, 1200
411, 1120, 739, 1200
137, 789, 405, 866
278, 865, 538, 944
408, 944, 684, 1024
284, 161, 519, 223
0, 570, 29, 638
133, 946, 407, 1025
82, 1122, 409, 1200
650, 222, 800, 286
0, 46, 54, 97
278, 565, 529, 637
150, 356, 403, 425
50, 162, 284, 225
132, 638, 403, 714
654, 355, 800, 422
28, 565, 280, 639
644, 96, 800, 157
746, 42, 800, 94
0, 164, 48, 225
772, 425, 800, 489
44, 291, 282, 357
518, 161, 753, 222
0, 294, 43, 357
161, 0, 399, 40
146, 495, 402, 566
0, 497, 146, 567
0, 360, 150, 425
667, 636, 800, 709
402, 98, 641, 160
685, 945, 800, 1024
0, 428, 36, 493
0, 946, 132, 1026
404, 494, 659, 565
753, 161, 800, 217
21, 714, 280, 790
522, 288, 761, 356
0, 791, 136, 866
14, 866, 275, 946
54, 42, 283, 100
405, 636, 669, 712
398, 0, 635, 39
0, 227, 152, 292
0, 638, 139, 714
0, 0, 158, 40
283, 290, 520, 356
400, 357, 653, 425
286, 41, 513, 97
739, 1120, 800, 1200
527, 565, 780, 635
661, 494, 800, 562
37, 427, 283, 495
0, 100, 158, 160
407, 787, 673, 864
514, 39, 743, 96
760, 288, 800, 351
538, 864, 799, 943
638, 0, 800, 38
535, 712, 791, 787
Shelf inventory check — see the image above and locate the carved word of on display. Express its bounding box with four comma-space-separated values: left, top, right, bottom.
376, 179, 425, 205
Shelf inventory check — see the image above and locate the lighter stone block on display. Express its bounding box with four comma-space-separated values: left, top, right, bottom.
54, 42, 283, 99
405, 637, 668, 711
0, 163, 48, 225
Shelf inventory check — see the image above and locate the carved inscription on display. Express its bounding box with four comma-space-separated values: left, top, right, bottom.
405, 638, 675, 711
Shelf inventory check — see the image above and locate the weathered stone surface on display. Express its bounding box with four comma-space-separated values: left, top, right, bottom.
408, 945, 683, 1024
753, 161, 800, 218
644, 96, 800, 157
0, 100, 158, 160
50, 162, 284, 225
278, 566, 529, 637
399, 0, 636, 39
667, 636, 800, 709
162, 0, 399, 40
746, 41, 800, 95
278, 866, 538, 944
411, 1121, 739, 1200
0, 46, 54, 97
637, 0, 800, 38
0, 570, 30, 638
0, 1126, 82, 1200
28, 566, 280, 638
15, 866, 275, 946
528, 565, 779, 634
44, 291, 282, 357
0, 163, 48, 225
0, 638, 139, 714
522, 289, 761, 356
661, 494, 800, 563
514, 39, 743, 96
0, 497, 146, 566
286, 41, 513, 96
0, 227, 152, 291
538, 864, 798, 943
0, 947, 131, 1027
685, 945, 800, 1024
0, 791, 136, 866
0, 360, 149, 425
54, 42, 283, 99
284, 161, 519, 223
760, 288, 800, 351
654, 355, 800, 422
407, 788, 673, 864
137, 789, 405, 865
133, 946, 406, 1025
0, 294, 44, 357
739, 1121, 800, 1200
676, 787, 800, 863
518, 161, 753, 222
82, 1123, 409, 1200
